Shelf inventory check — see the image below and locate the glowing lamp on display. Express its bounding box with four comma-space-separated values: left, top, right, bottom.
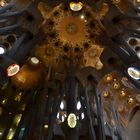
0, 46, 5, 55
127, 67, 140, 80
69, 2, 83, 11
137, 51, 140, 59
44, 124, 48, 128
30, 57, 39, 65
14, 114, 22, 127
81, 112, 85, 120
67, 113, 77, 128
7, 64, 20, 77
76, 101, 81, 110
60, 101, 65, 110
0, 0, 6, 7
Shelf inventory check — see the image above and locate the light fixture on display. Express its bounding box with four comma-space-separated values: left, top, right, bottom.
60, 100, 65, 110
44, 124, 48, 129
0, 131, 2, 136
77, 116, 79, 120
67, 113, 77, 128
0, 0, 6, 7
61, 115, 65, 122
127, 67, 140, 80
81, 112, 85, 120
14, 92, 22, 102
7, 128, 15, 140
69, 2, 83, 11
0, 46, 5, 55
30, 57, 40, 65
7, 64, 20, 77
57, 112, 60, 119
56, 111, 67, 123
137, 51, 140, 59
14, 114, 22, 127
76, 101, 81, 110
1, 99, 7, 105
137, 0, 140, 4
80, 15, 84, 19
127, 97, 135, 105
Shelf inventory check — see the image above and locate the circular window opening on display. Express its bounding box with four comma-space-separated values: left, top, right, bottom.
108, 57, 115, 65
129, 38, 138, 46
64, 46, 69, 52
84, 43, 89, 48
55, 42, 59, 47
112, 16, 120, 23
53, 11, 59, 16
2, 42, 10, 49
89, 22, 95, 28
135, 46, 140, 52
75, 47, 80, 53
6, 35, 16, 44
27, 14, 34, 22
